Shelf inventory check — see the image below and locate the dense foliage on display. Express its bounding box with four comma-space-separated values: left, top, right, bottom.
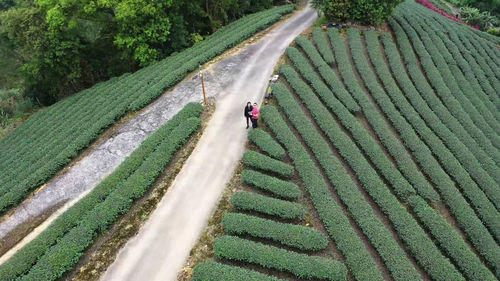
223, 213, 329, 251
242, 150, 294, 178
0, 0, 295, 104
214, 235, 347, 281
0, 102, 203, 281
230, 191, 306, 219
312, 0, 404, 25
0, 5, 295, 216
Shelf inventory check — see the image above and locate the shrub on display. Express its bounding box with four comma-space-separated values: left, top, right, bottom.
242, 150, 294, 178
230, 191, 306, 220
312, 27, 335, 65
382, 23, 500, 276
223, 213, 328, 251
214, 235, 347, 281
261, 105, 385, 281
0, 103, 203, 280
192, 261, 285, 281
241, 169, 301, 199
247, 128, 286, 160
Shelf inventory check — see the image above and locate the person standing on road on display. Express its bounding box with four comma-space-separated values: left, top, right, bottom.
251, 103, 259, 129
244, 102, 253, 129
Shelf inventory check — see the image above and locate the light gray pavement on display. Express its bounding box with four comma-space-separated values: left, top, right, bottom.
101, 5, 317, 281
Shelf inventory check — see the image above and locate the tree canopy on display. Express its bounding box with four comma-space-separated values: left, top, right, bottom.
0, 0, 287, 104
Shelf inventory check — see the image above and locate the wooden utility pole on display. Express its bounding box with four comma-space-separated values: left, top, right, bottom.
200, 65, 207, 105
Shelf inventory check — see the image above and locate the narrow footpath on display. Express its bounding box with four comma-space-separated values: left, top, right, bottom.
101, 6, 317, 281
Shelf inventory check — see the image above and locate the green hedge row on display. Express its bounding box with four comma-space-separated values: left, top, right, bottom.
223, 213, 328, 251
272, 76, 462, 281
417, 15, 500, 132
292, 37, 359, 113
396, 10, 500, 175
192, 261, 285, 281
0, 103, 203, 281
214, 236, 347, 281
247, 128, 286, 160
397, 14, 500, 200
17, 117, 201, 281
241, 169, 301, 199
286, 45, 439, 203
231, 191, 306, 220
274, 72, 427, 280
446, 25, 500, 121
381, 27, 500, 277
261, 105, 385, 281
396, 9, 500, 152
393, 14, 500, 189
0, 5, 296, 214
351, 29, 497, 281
312, 27, 335, 65
420, 14, 500, 127
242, 151, 294, 178
390, 17, 500, 240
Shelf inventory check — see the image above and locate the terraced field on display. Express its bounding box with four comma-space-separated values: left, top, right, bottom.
0, 103, 204, 281
192, 1, 500, 280
0, 5, 296, 215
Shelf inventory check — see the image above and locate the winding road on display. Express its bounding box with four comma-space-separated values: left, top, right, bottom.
101, 5, 317, 281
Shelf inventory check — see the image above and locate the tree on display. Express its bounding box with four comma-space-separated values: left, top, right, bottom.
312, 0, 403, 25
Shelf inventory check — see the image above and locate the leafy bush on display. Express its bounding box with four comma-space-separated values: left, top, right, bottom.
231, 191, 306, 220
348, 29, 497, 281
459, 6, 497, 30
247, 128, 286, 159
242, 150, 294, 178
214, 235, 347, 281
312, 27, 335, 65
383, 22, 500, 276
261, 105, 385, 281
223, 213, 328, 251
272, 80, 462, 281
289, 38, 359, 113
312, 0, 404, 26
0, 5, 296, 215
0, 103, 203, 281
391, 13, 500, 236
192, 261, 285, 281
241, 169, 301, 199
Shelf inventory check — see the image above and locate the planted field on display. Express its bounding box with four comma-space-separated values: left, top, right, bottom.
0, 102, 204, 281
0, 5, 296, 215
192, 1, 500, 280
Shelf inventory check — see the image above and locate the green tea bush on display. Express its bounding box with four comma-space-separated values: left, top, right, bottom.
390, 17, 500, 239
192, 261, 285, 281
242, 151, 294, 178
247, 128, 286, 160
382, 26, 500, 276
293, 36, 360, 113
231, 191, 306, 220
285, 45, 440, 202
312, 27, 335, 65
214, 235, 347, 281
356, 30, 497, 281
0, 103, 203, 281
261, 105, 385, 281
272, 80, 460, 281
223, 213, 328, 251
241, 169, 301, 199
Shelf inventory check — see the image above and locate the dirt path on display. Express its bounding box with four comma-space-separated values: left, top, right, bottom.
100, 6, 317, 281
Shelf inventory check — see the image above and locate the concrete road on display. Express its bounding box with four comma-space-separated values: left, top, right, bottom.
101, 5, 317, 281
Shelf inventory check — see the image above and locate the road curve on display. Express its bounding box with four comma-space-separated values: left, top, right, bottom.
101, 5, 317, 281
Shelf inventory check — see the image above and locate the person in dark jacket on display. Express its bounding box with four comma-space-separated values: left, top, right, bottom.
244, 102, 253, 129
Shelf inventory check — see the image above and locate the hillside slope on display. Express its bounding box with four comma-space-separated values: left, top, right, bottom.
191, 1, 500, 280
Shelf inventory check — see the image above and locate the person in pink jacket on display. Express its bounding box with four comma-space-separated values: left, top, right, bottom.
251, 103, 259, 128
